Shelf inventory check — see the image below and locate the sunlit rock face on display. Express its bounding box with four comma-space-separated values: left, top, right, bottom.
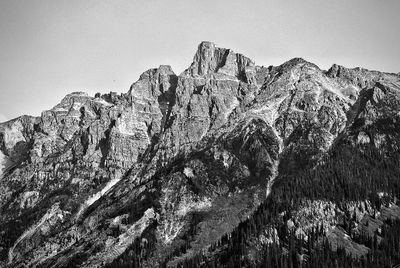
0, 41, 399, 267
183, 41, 255, 80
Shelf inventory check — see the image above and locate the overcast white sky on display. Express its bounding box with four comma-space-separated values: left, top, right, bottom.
0, 0, 399, 122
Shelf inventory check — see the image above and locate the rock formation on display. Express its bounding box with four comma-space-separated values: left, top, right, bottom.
0, 42, 399, 267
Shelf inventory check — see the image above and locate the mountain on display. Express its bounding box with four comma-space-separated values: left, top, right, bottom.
0, 41, 400, 268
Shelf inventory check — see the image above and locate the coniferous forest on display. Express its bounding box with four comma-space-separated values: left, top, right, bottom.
104, 117, 400, 267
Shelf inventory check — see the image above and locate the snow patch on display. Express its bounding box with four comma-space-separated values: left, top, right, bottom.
176, 197, 212, 217
84, 176, 121, 207
94, 98, 113, 106
76, 173, 125, 219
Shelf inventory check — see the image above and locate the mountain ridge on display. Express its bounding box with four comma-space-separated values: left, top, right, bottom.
0, 41, 400, 267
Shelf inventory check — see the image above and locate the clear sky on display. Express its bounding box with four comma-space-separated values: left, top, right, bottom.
0, 0, 399, 122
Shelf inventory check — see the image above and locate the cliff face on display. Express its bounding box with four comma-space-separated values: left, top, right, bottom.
0, 42, 399, 267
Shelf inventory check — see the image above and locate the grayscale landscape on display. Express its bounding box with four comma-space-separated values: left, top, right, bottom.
0, 1, 399, 267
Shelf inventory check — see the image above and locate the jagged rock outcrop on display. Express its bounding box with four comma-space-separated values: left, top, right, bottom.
183, 41, 256, 82
0, 41, 399, 267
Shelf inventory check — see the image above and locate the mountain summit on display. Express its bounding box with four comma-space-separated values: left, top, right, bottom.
1, 42, 400, 267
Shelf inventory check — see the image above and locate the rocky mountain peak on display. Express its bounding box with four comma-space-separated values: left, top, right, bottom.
128, 65, 177, 101
183, 41, 255, 81
137, 65, 175, 81
326, 63, 386, 88
0, 42, 400, 268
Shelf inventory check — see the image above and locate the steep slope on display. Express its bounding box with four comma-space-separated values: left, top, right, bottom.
0, 42, 399, 268
180, 60, 400, 267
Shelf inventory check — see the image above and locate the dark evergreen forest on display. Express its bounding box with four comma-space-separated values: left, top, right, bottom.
106, 118, 400, 268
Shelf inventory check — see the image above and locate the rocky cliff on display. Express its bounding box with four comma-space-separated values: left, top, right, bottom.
0, 42, 399, 267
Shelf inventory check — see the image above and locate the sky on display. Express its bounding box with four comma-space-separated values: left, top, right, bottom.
0, 0, 399, 122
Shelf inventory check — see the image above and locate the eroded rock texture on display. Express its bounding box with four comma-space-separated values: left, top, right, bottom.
0, 42, 400, 267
